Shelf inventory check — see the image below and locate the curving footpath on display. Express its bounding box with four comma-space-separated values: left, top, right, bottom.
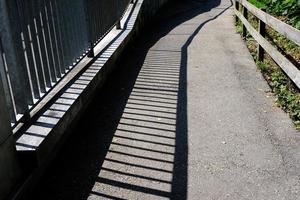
30, 0, 300, 199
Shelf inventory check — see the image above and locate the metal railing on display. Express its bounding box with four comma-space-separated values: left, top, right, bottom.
0, 0, 131, 127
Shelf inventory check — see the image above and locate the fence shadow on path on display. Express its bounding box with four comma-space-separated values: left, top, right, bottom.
29, 0, 233, 199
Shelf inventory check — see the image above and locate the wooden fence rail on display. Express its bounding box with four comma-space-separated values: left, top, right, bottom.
234, 0, 300, 88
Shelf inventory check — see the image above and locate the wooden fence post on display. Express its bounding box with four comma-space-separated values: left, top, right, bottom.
257, 8, 266, 62
242, 3, 248, 38
235, 0, 239, 23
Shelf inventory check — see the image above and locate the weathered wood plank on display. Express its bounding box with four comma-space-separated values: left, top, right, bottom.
235, 9, 300, 89
236, 0, 300, 46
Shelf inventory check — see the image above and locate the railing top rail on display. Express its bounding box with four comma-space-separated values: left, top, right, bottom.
235, 0, 300, 46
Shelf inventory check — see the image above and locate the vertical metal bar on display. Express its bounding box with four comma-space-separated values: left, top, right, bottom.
64, 0, 75, 65
116, 0, 122, 30
94, 0, 99, 41
66, 0, 75, 65
48, 0, 64, 76
0, 37, 16, 123
74, 0, 84, 56
96, 0, 101, 41
43, 0, 60, 79
93, 0, 99, 42
57, 0, 71, 70
80, 0, 89, 54
16, 0, 40, 99
76, 0, 86, 58
257, 9, 266, 62
91, 0, 97, 44
85, 0, 94, 57
65, 0, 75, 67
0, 0, 32, 115
39, 0, 56, 83
26, 0, 47, 94
97, 0, 101, 40
64, 0, 73, 68
72, 0, 81, 63
78, 0, 89, 52
53, 0, 66, 73
100, 0, 105, 38
32, 0, 52, 88
98, 0, 104, 40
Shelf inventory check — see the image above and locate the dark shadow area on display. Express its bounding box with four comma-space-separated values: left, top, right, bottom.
29, 0, 232, 199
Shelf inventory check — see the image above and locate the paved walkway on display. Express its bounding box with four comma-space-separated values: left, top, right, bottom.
31, 0, 300, 199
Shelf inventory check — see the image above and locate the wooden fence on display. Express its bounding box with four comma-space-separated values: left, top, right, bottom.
234, 0, 300, 88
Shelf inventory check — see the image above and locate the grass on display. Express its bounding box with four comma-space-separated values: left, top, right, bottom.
248, 0, 300, 29
248, 0, 267, 9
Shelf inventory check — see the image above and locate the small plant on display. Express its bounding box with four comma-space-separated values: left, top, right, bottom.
258, 62, 300, 130
270, 70, 287, 87
249, 0, 267, 8
259, 0, 300, 29
257, 61, 268, 72
248, 0, 300, 29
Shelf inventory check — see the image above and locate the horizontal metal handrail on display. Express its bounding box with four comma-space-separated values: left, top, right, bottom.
0, 0, 132, 129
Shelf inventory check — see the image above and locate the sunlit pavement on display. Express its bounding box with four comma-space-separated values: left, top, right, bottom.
30, 0, 300, 199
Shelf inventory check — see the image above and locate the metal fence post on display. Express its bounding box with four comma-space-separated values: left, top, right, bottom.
116, 20, 122, 30
257, 9, 266, 62
84, 0, 94, 57
116, 0, 122, 30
